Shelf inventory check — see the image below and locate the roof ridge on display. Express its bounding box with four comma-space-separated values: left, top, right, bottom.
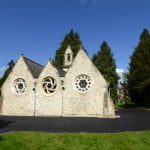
23, 56, 44, 68
23, 56, 66, 78
23, 56, 44, 78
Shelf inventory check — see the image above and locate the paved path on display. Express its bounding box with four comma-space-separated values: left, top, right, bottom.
0, 109, 150, 134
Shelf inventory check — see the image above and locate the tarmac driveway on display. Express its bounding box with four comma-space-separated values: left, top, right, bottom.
0, 108, 150, 134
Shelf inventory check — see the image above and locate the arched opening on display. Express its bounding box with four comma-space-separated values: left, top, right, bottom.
67, 53, 71, 61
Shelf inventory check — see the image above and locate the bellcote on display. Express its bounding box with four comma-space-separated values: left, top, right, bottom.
63, 45, 73, 67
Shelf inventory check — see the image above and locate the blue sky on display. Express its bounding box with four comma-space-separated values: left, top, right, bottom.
0, 0, 150, 78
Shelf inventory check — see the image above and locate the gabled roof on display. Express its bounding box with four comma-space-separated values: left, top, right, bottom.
23, 56, 66, 78
23, 57, 44, 78
56, 67, 66, 77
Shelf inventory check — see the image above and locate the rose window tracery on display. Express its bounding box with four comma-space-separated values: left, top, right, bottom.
75, 75, 92, 93
42, 77, 57, 94
14, 78, 27, 94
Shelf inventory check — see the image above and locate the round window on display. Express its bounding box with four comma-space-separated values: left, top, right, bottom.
75, 75, 92, 93
14, 78, 27, 94
42, 77, 57, 94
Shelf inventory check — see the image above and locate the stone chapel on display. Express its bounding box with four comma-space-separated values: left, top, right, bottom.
0, 46, 116, 117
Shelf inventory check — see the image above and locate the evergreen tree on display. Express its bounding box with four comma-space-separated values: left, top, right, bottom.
92, 41, 119, 102
53, 29, 85, 68
120, 72, 129, 105
140, 28, 150, 41
0, 60, 15, 93
128, 29, 150, 106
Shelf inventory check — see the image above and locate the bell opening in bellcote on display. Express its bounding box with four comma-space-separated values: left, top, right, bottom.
63, 45, 73, 72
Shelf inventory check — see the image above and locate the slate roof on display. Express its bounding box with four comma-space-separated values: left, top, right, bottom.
56, 67, 66, 77
24, 57, 44, 78
62, 65, 71, 68
23, 56, 66, 78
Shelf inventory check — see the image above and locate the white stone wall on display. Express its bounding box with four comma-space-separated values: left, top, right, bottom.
35, 61, 62, 116
1, 49, 116, 117
63, 49, 110, 117
1, 55, 35, 116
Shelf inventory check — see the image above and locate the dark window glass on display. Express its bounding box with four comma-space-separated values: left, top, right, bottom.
79, 80, 87, 88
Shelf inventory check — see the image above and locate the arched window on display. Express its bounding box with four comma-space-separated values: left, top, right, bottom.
67, 53, 71, 61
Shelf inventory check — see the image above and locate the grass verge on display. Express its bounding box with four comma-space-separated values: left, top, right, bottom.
115, 103, 150, 110
0, 131, 150, 150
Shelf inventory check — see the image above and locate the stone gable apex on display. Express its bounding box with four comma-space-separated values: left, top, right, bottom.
39, 59, 63, 78
65, 45, 73, 54
8, 54, 34, 78
1, 54, 34, 90
65, 48, 108, 84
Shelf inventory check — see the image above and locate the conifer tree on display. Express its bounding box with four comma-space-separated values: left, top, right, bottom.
128, 28, 150, 106
0, 60, 15, 95
53, 29, 84, 68
140, 28, 150, 41
120, 72, 129, 105
92, 41, 119, 102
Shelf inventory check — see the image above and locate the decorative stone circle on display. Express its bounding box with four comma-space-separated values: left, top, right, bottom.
75, 74, 92, 93
42, 77, 57, 94
14, 78, 27, 94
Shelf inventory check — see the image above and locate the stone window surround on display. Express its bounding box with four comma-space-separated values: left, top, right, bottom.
42, 76, 57, 95
13, 78, 27, 95
12, 75, 92, 95
75, 74, 92, 93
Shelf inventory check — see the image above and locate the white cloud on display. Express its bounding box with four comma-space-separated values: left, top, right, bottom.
116, 68, 124, 74
116, 68, 125, 85
0, 66, 7, 78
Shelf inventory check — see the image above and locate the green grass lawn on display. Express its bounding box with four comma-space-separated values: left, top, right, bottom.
115, 103, 150, 110
0, 131, 150, 150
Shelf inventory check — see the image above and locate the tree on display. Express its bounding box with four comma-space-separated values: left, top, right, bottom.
128, 28, 150, 106
120, 72, 129, 105
53, 29, 85, 68
140, 28, 150, 41
0, 60, 15, 90
92, 41, 119, 102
